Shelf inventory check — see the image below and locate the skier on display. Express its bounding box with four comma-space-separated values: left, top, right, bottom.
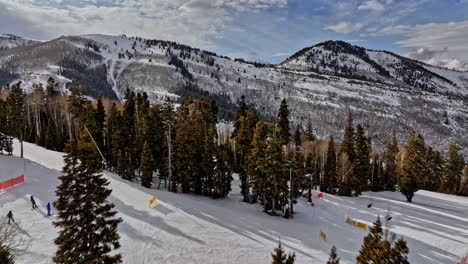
7, 210, 14, 224
31, 195, 37, 209
46, 202, 51, 216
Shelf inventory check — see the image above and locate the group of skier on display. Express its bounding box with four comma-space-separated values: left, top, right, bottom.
6, 195, 51, 224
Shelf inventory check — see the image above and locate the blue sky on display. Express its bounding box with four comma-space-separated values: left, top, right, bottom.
1, 0, 468, 69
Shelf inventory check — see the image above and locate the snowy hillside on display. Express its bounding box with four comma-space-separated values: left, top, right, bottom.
1, 141, 467, 264
0, 34, 37, 49
1, 34, 468, 153
280, 40, 468, 95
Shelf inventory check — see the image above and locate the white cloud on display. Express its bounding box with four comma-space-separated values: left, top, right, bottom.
365, 20, 468, 71
326, 22, 363, 34
358, 0, 385, 12
271, 52, 290, 57
0, 0, 287, 50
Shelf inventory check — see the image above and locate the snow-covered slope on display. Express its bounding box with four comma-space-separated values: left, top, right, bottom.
1, 35, 468, 153
280, 40, 468, 95
0, 34, 38, 49
1, 141, 468, 264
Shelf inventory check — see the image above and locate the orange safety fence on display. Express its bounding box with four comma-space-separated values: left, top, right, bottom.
0, 175, 24, 190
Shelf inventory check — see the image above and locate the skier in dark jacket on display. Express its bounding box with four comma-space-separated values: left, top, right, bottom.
46, 202, 51, 216
7, 210, 14, 224
31, 195, 37, 209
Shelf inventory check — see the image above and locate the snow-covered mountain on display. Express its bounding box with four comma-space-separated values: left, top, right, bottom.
280, 40, 468, 95
0, 34, 38, 49
0, 34, 467, 152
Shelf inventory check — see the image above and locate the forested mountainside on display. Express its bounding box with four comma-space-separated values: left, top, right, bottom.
0, 34, 467, 152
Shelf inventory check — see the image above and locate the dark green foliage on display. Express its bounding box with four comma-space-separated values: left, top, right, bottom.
212, 145, 233, 199
354, 124, 370, 195
327, 246, 340, 264
356, 217, 409, 264
53, 132, 122, 264
247, 121, 269, 210
423, 147, 445, 191
271, 241, 296, 264
140, 141, 154, 188
304, 120, 315, 142
173, 83, 236, 120
340, 111, 355, 162
383, 133, 399, 191
322, 136, 337, 194
400, 132, 426, 202
6, 82, 26, 157
444, 140, 465, 194
265, 127, 289, 214
232, 95, 247, 138
106, 103, 120, 168
369, 154, 384, 192
59, 58, 117, 99
45, 118, 58, 150
168, 55, 193, 79
0, 246, 14, 264
172, 97, 221, 197
276, 99, 290, 145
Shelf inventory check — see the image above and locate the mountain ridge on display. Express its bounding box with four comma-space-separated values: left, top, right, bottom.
0, 34, 467, 153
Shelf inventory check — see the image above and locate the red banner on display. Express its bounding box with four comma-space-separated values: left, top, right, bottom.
0, 175, 24, 190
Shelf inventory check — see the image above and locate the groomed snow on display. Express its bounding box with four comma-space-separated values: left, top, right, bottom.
1, 140, 468, 263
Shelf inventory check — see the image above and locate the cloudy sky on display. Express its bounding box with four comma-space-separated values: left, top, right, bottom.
1, 0, 468, 70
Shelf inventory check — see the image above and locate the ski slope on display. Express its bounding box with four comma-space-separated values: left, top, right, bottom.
1, 140, 468, 264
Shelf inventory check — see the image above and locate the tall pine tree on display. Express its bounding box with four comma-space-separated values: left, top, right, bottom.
276, 99, 291, 146
53, 131, 122, 264
399, 132, 426, 202
322, 136, 337, 194
444, 140, 465, 194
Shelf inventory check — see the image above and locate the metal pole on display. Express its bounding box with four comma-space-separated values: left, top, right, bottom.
290, 165, 293, 215
83, 124, 106, 164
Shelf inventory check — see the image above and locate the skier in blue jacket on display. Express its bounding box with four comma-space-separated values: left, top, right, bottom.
46, 202, 51, 216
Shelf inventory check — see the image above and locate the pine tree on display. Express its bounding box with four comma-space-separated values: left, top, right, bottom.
246, 121, 269, 211
94, 96, 106, 153
106, 103, 121, 168
6, 82, 26, 158
265, 127, 288, 215
383, 132, 399, 191
232, 95, 247, 138
357, 217, 384, 263
399, 132, 425, 202
354, 124, 370, 195
327, 246, 340, 264
236, 116, 253, 201
271, 241, 296, 264
357, 217, 409, 264
304, 120, 315, 142
140, 141, 154, 188
444, 140, 465, 194
276, 99, 291, 145
45, 117, 58, 150
423, 147, 445, 191
0, 247, 14, 264
340, 111, 355, 162
212, 145, 233, 199
322, 136, 337, 194
53, 132, 122, 264
293, 125, 301, 150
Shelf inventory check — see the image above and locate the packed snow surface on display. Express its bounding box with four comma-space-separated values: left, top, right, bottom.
1, 140, 467, 263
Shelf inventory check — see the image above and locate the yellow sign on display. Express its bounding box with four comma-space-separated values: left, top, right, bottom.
356, 222, 367, 230
345, 217, 367, 230
149, 195, 157, 207
320, 231, 327, 241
